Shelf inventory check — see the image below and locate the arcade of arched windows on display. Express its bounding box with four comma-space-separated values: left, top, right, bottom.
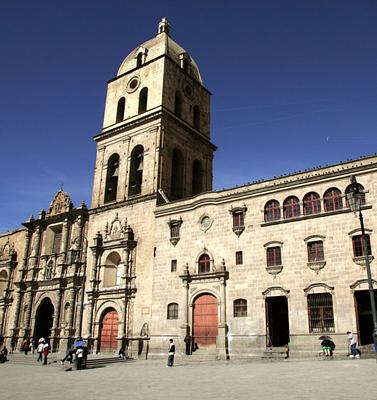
264, 184, 367, 223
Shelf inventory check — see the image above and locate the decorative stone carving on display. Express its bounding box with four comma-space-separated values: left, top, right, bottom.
266, 265, 283, 278
353, 255, 374, 268
0, 239, 15, 262
47, 190, 73, 216
104, 213, 128, 242
307, 261, 326, 274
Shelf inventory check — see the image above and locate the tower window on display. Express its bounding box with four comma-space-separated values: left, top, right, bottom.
136, 52, 143, 68
192, 160, 203, 196
174, 91, 182, 118
128, 145, 144, 196
104, 153, 120, 203
171, 148, 184, 199
138, 87, 148, 114
193, 105, 200, 130
116, 97, 125, 123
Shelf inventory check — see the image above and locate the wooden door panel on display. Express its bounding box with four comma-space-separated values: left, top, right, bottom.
99, 310, 118, 352
193, 294, 218, 346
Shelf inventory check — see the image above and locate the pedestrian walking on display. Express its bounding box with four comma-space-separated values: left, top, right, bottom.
0, 345, 8, 363
347, 331, 358, 358
36, 341, 44, 362
42, 342, 49, 365
22, 339, 29, 355
167, 339, 175, 367
61, 347, 75, 364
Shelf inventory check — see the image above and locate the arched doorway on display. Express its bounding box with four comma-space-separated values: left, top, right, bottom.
34, 298, 54, 342
192, 293, 218, 347
99, 308, 119, 352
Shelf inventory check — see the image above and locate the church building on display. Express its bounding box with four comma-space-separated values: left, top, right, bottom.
1, 19, 377, 358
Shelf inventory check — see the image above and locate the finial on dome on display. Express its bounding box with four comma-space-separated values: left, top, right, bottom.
158, 17, 170, 35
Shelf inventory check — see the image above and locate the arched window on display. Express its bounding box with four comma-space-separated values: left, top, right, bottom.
233, 299, 247, 317
174, 91, 182, 118
264, 200, 281, 222
283, 196, 300, 219
138, 87, 148, 114
171, 148, 184, 199
104, 154, 119, 203
303, 192, 321, 215
198, 253, 210, 274
103, 252, 121, 287
116, 97, 125, 123
0, 270, 8, 298
167, 303, 178, 319
192, 160, 203, 196
128, 145, 144, 196
345, 183, 366, 208
323, 188, 343, 212
193, 105, 200, 130
136, 52, 143, 68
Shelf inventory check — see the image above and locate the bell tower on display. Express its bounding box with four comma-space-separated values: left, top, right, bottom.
91, 18, 216, 208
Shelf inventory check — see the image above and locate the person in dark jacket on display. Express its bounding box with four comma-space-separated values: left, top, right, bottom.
167, 339, 175, 367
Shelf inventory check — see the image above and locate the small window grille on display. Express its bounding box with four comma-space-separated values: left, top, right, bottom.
233, 299, 247, 317
307, 293, 335, 333
167, 303, 178, 320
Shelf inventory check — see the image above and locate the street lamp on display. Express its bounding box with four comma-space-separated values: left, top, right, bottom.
347, 175, 377, 361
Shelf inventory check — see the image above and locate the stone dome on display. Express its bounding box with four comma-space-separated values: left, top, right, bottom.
117, 18, 203, 84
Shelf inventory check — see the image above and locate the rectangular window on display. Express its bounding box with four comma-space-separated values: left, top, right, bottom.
307, 293, 335, 333
352, 235, 372, 257
233, 212, 244, 228
266, 247, 281, 266
170, 224, 180, 238
236, 251, 243, 265
307, 241, 324, 262
171, 259, 177, 272
52, 227, 63, 254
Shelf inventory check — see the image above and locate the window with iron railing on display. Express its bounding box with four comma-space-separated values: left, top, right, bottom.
167, 303, 178, 320
307, 293, 335, 333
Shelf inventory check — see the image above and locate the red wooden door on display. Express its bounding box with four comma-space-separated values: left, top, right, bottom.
193, 294, 218, 347
99, 309, 118, 352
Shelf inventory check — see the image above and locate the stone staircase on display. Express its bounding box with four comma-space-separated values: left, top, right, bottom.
262, 347, 288, 360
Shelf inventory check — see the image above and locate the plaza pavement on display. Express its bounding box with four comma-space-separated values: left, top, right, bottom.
1, 357, 377, 400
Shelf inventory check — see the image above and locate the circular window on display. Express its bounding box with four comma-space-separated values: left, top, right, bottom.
200, 215, 212, 231
126, 76, 140, 93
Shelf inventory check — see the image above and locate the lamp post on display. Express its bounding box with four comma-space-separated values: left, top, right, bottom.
347, 175, 377, 361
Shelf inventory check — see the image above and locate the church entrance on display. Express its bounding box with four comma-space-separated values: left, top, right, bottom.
34, 298, 54, 342
355, 289, 377, 345
192, 293, 218, 347
99, 308, 118, 352
266, 296, 289, 347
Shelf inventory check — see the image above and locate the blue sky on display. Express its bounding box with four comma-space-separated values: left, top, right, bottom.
1, 1, 377, 231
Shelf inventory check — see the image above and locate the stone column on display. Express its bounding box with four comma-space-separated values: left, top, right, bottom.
180, 264, 190, 334
22, 289, 33, 338
57, 218, 70, 276
28, 227, 42, 280
66, 288, 76, 341
52, 289, 63, 351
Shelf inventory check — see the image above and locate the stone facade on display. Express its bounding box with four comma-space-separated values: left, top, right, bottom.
1, 20, 376, 358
